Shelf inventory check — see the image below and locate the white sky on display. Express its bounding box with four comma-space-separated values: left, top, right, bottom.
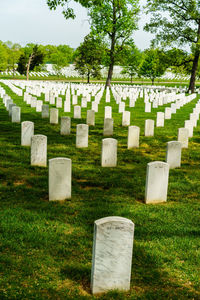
0, 0, 153, 50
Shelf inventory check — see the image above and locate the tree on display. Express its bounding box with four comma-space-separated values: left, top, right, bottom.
5, 41, 22, 76
121, 44, 143, 82
0, 42, 8, 72
47, 0, 101, 19
139, 48, 167, 84
17, 44, 45, 80
47, 0, 140, 88
43, 44, 74, 75
74, 34, 105, 83
144, 0, 200, 92
89, 0, 139, 87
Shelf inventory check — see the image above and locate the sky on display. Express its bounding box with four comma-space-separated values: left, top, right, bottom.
0, 0, 154, 50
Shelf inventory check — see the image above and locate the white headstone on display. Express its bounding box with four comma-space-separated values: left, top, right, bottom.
178, 128, 189, 148
91, 216, 134, 294
101, 138, 117, 167
60, 117, 71, 135
156, 112, 164, 127
166, 141, 182, 169
145, 161, 169, 204
87, 110, 95, 126
49, 158, 72, 201
42, 105, 49, 118
74, 106, 81, 119
122, 111, 131, 126
103, 118, 113, 136
105, 106, 112, 119
127, 126, 140, 149
11, 106, 21, 123
145, 119, 154, 137
21, 121, 34, 146
76, 124, 89, 148
31, 135, 47, 167
50, 108, 59, 124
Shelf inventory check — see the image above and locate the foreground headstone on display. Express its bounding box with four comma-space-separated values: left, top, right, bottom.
87, 110, 95, 126
91, 216, 134, 295
145, 161, 169, 204
50, 108, 59, 124
49, 158, 72, 201
103, 118, 113, 136
128, 126, 140, 149
42, 105, 49, 118
31, 135, 47, 167
11, 106, 21, 123
166, 141, 182, 169
178, 128, 189, 148
76, 124, 89, 148
21, 121, 34, 146
101, 138, 117, 167
145, 119, 154, 137
60, 116, 71, 135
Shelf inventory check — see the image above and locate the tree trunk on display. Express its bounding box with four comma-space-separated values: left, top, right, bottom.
152, 78, 154, 85
131, 75, 133, 83
87, 71, 90, 84
188, 23, 200, 93
105, 2, 116, 88
188, 52, 200, 93
26, 52, 34, 81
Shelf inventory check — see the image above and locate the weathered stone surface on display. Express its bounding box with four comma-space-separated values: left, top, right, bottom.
74, 106, 81, 119
31, 135, 47, 167
49, 158, 72, 201
21, 121, 34, 146
101, 138, 117, 167
178, 128, 189, 148
42, 105, 49, 118
60, 117, 71, 135
166, 141, 182, 169
76, 124, 89, 148
156, 112, 164, 127
91, 216, 134, 295
127, 126, 140, 149
103, 118, 113, 136
87, 110, 95, 126
8, 103, 16, 116
12, 106, 21, 123
105, 106, 112, 119
145, 161, 169, 204
50, 108, 59, 124
145, 119, 154, 137
122, 111, 130, 126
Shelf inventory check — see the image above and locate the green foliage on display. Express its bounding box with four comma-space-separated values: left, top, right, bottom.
144, 0, 200, 49
17, 45, 45, 75
74, 34, 105, 83
0, 42, 8, 72
121, 44, 143, 82
144, 0, 200, 91
42, 44, 74, 75
89, 0, 140, 86
47, 0, 102, 19
139, 48, 167, 84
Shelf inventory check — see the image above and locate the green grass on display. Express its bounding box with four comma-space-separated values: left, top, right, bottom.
0, 81, 200, 299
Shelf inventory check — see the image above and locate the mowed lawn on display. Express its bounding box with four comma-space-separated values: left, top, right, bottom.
0, 82, 200, 300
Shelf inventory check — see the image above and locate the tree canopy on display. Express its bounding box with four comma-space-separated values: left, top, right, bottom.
74, 34, 105, 83
144, 0, 200, 91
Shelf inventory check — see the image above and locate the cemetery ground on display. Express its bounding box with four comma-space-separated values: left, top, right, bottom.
0, 83, 200, 299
